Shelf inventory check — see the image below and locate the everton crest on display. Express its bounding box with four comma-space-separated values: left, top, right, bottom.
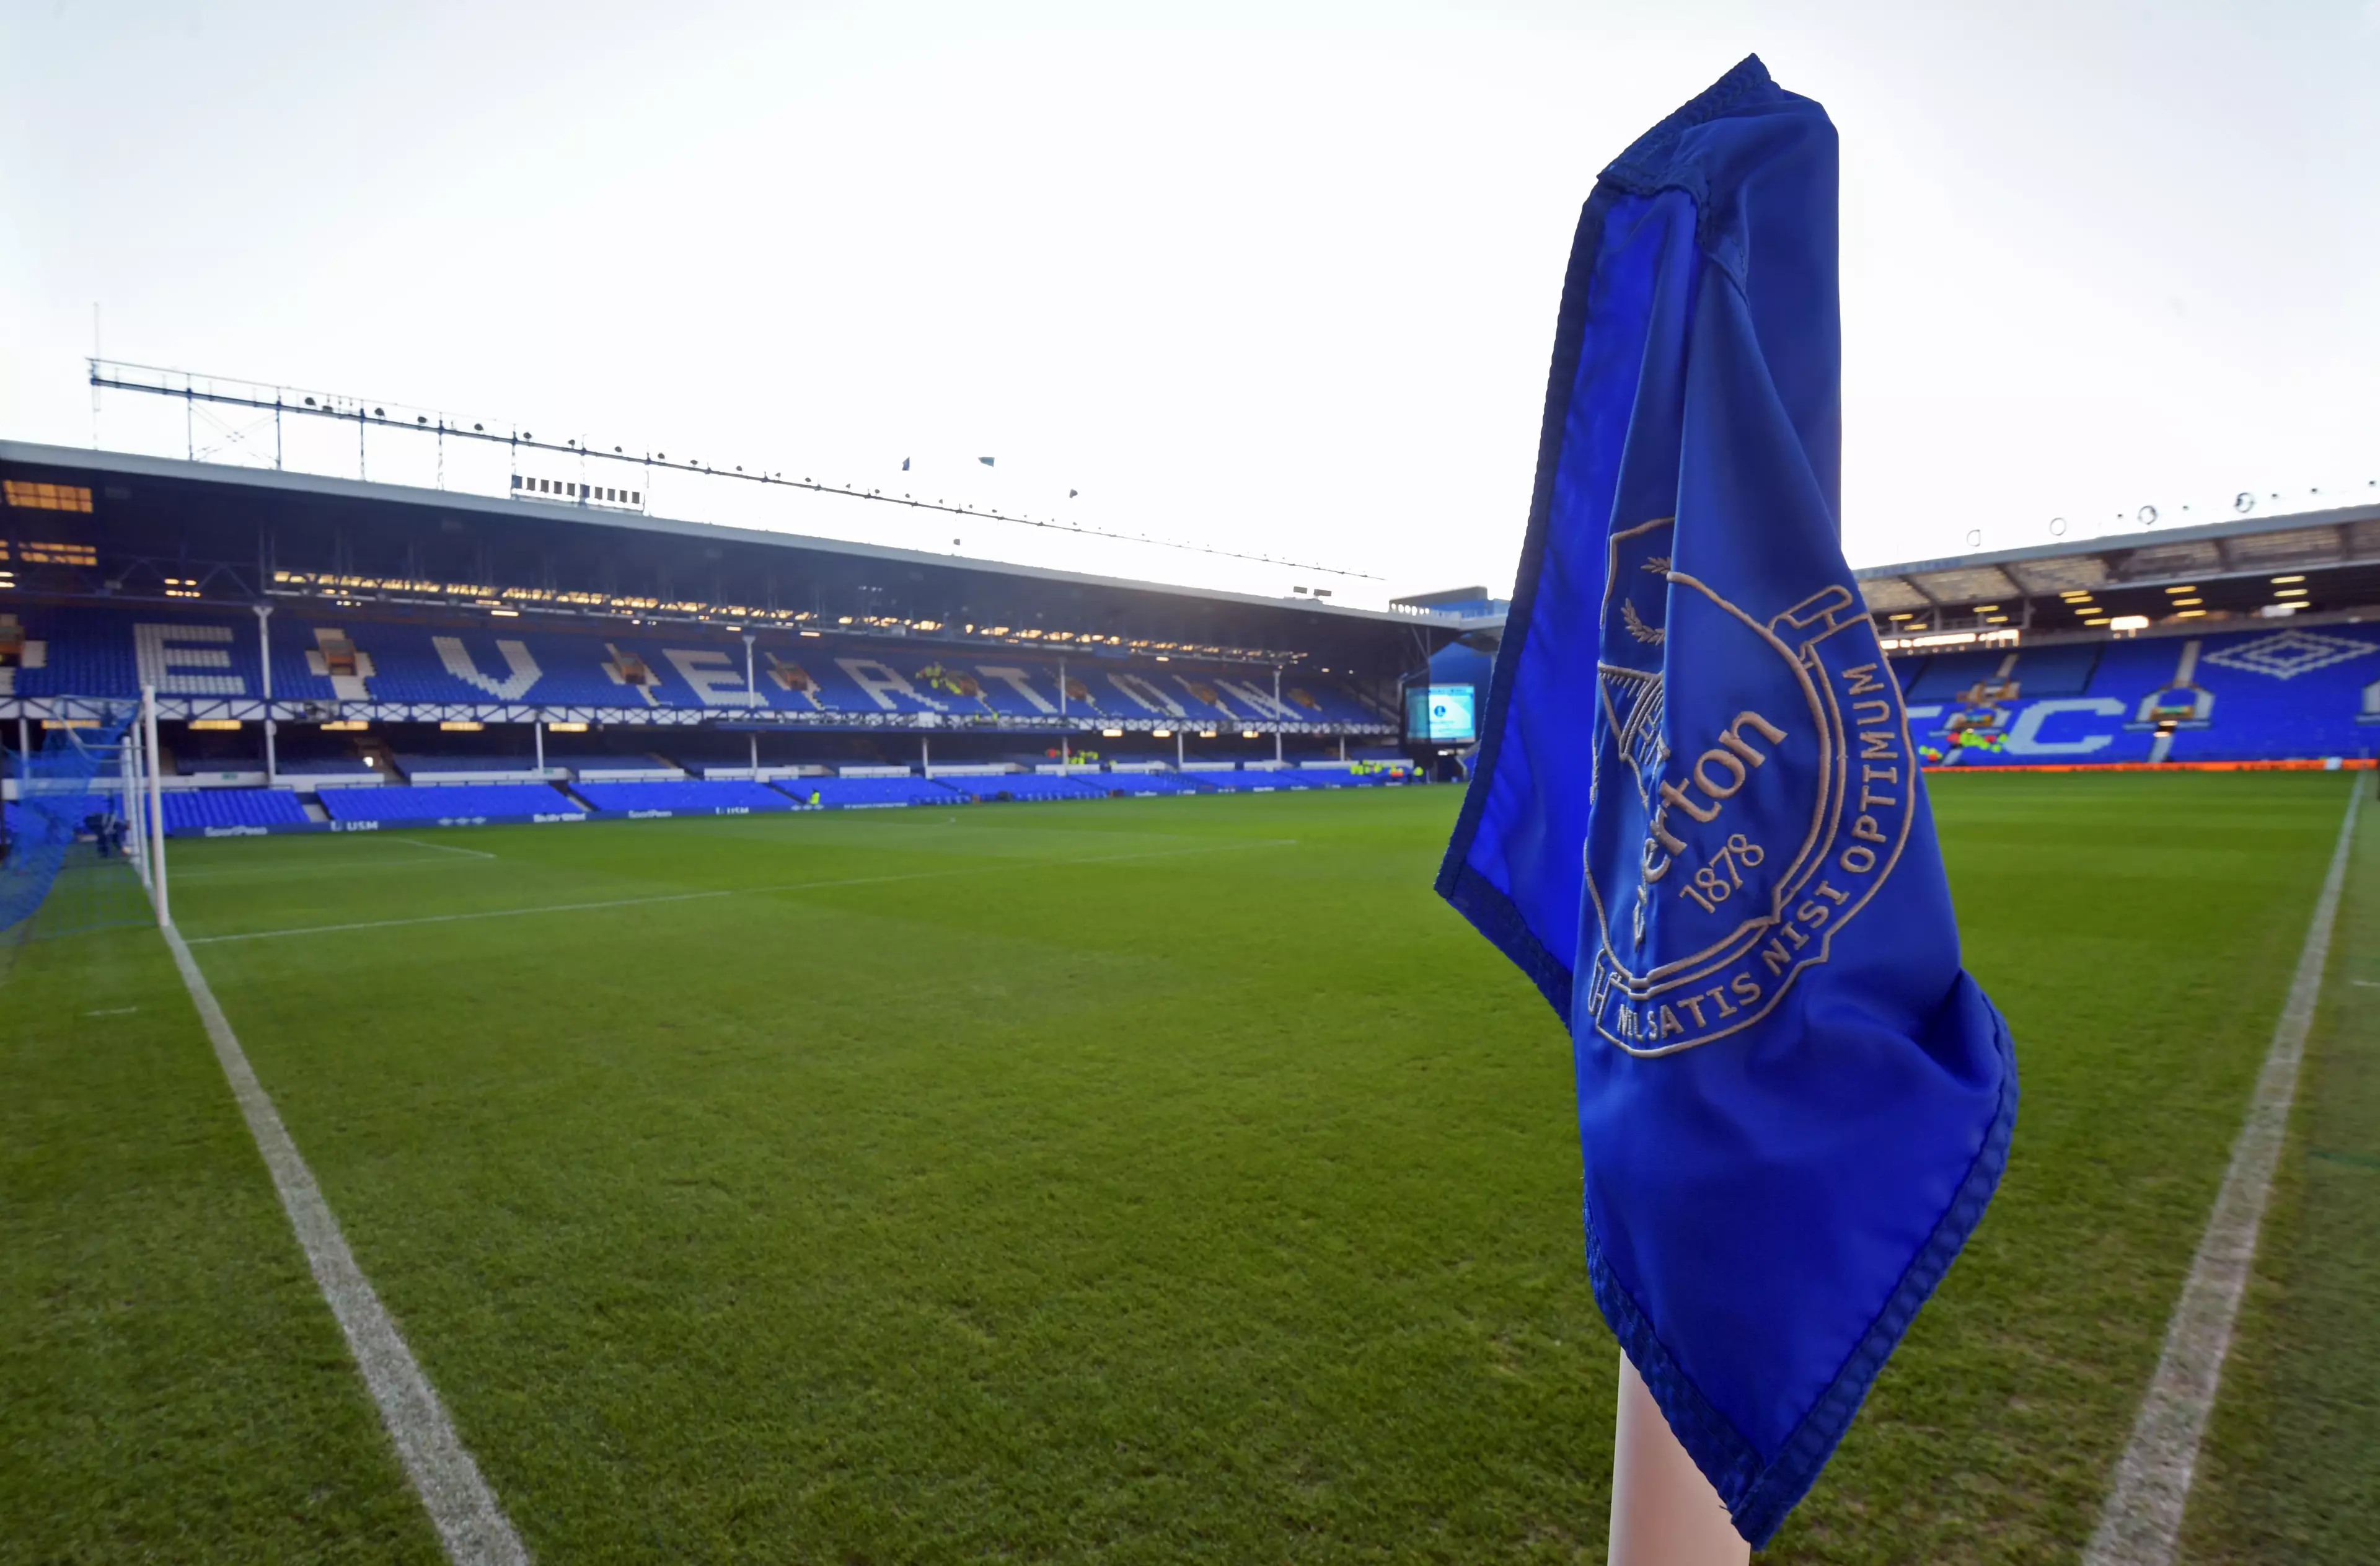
1578, 518, 1917, 1056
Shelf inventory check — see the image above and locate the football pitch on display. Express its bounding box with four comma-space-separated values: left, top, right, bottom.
3, 776, 2374, 1564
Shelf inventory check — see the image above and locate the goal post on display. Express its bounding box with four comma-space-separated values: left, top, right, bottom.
141, 684, 169, 927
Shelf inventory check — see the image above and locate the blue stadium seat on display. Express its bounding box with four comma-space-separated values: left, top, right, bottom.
162, 789, 312, 834
573, 779, 797, 814
777, 776, 963, 809
934, 774, 1106, 803
317, 784, 584, 823
1895, 622, 2380, 766
0, 604, 1391, 730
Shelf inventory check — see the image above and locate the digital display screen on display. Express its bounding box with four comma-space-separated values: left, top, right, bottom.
1406, 684, 1476, 743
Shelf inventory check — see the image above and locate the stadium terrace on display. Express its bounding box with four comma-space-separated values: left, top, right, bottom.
1845, 500, 2380, 768
0, 443, 1474, 836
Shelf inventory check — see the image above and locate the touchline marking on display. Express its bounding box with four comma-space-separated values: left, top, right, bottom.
86, 1006, 139, 1016
161, 923, 529, 1566
183, 838, 1295, 945
2083, 784, 2361, 1566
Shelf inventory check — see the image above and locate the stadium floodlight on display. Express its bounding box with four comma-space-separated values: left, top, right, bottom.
1241, 730, 1260, 739
2272, 574, 2305, 583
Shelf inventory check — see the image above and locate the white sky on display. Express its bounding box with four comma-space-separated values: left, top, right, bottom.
4, 1, 2376, 609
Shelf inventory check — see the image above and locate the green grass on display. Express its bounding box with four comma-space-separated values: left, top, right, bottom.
0, 777, 2365, 1562
2181, 784, 2380, 1565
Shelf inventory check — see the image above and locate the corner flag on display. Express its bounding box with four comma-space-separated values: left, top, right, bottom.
1435, 56, 2017, 1546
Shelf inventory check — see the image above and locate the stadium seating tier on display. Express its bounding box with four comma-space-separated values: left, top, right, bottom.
316, 784, 584, 823
2, 606, 1385, 728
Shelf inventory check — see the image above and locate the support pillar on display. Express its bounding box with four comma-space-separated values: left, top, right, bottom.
1176, 730, 1184, 768
534, 720, 545, 774
1273, 666, 1285, 766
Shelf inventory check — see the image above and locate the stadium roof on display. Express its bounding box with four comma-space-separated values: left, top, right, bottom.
1855, 498, 2380, 635
0, 441, 1460, 675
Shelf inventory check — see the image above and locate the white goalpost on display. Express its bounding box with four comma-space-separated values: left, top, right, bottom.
121, 700, 153, 896
140, 684, 169, 927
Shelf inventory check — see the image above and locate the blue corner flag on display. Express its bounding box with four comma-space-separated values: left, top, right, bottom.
1435, 56, 2017, 1546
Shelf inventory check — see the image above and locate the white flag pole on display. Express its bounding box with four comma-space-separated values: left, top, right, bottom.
1607, 1352, 1750, 1566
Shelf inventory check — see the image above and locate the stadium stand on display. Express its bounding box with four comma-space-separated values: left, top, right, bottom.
1090, 772, 1210, 797
317, 783, 584, 823
162, 788, 312, 834
938, 774, 1106, 803
786, 776, 962, 809
1898, 622, 2380, 766
4, 604, 1386, 729
572, 779, 796, 814
1198, 769, 1316, 792
392, 753, 545, 777
275, 756, 381, 779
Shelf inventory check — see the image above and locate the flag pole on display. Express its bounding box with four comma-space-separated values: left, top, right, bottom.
1608, 1353, 1748, 1566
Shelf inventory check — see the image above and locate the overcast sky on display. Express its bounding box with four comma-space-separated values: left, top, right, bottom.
4, 1, 2375, 608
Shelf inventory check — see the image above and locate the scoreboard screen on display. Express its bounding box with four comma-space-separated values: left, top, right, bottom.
1405, 684, 1476, 743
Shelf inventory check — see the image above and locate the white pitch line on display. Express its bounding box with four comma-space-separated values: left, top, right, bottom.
175, 856, 495, 883
185, 888, 731, 944
161, 924, 529, 1566
2083, 784, 2361, 1566
183, 838, 1295, 946
387, 837, 500, 860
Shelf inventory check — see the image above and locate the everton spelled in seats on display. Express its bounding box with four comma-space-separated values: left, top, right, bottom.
9, 606, 1383, 729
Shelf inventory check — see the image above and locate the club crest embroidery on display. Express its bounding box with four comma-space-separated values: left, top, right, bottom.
1579, 518, 1916, 1056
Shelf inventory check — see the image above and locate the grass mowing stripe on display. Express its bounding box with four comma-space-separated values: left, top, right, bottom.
183, 836, 1298, 945
161, 924, 530, 1566
2083, 783, 2361, 1566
